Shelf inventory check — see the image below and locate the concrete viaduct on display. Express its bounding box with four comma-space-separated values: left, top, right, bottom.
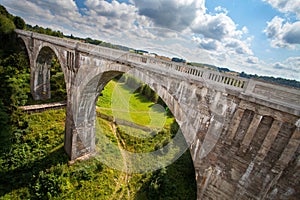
16, 29, 300, 199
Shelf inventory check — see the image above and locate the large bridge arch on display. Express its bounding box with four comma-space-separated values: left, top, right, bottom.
16, 30, 300, 199
17, 35, 33, 67
65, 61, 200, 163
17, 34, 68, 100
32, 44, 67, 100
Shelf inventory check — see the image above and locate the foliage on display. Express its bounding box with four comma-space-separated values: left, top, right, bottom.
0, 6, 196, 199
0, 100, 8, 129
0, 5, 12, 18
31, 165, 66, 199
240, 71, 300, 88
0, 15, 15, 34
50, 58, 67, 101
0, 52, 30, 112
189, 61, 300, 88
0, 81, 196, 200
13, 16, 25, 30
26, 24, 64, 37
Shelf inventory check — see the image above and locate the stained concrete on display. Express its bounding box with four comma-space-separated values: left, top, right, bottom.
16, 29, 300, 199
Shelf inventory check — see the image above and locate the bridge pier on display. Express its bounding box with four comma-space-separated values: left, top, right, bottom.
16, 29, 300, 200
64, 97, 97, 160
31, 46, 55, 100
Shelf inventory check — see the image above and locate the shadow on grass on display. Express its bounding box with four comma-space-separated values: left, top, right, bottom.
134, 151, 197, 200
0, 146, 68, 197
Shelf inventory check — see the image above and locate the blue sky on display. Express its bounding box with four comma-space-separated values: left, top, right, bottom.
205, 0, 299, 61
2, 0, 300, 80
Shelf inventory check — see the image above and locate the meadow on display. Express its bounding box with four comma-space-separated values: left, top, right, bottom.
0, 78, 197, 199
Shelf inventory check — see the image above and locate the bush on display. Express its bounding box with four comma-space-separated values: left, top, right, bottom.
31, 166, 65, 199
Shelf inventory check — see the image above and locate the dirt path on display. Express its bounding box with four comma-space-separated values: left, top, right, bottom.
110, 121, 131, 200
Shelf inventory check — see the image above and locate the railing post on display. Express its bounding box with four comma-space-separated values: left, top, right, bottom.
243, 79, 256, 94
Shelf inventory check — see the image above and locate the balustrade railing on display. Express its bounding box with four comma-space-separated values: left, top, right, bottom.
15, 29, 300, 111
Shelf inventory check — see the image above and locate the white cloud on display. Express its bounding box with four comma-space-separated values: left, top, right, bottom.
133, 0, 205, 31
192, 37, 220, 51
2, 0, 298, 80
268, 57, 300, 79
246, 56, 259, 64
225, 38, 253, 55
191, 13, 241, 41
27, 0, 78, 16
264, 16, 300, 49
263, 0, 300, 19
214, 6, 228, 14
83, 0, 140, 32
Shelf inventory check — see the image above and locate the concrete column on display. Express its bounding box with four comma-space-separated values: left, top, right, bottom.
64, 100, 75, 158
225, 108, 245, 145
32, 68, 40, 100
240, 113, 263, 153
272, 125, 300, 172
255, 120, 282, 163
259, 123, 298, 199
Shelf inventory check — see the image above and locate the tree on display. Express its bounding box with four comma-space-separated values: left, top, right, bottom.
13, 16, 25, 29
0, 15, 15, 34
0, 53, 30, 107
0, 5, 12, 19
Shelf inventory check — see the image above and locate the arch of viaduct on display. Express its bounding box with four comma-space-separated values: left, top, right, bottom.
16, 29, 300, 199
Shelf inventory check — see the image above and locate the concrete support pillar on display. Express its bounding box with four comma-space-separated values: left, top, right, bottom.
64, 100, 75, 158
259, 123, 298, 199
240, 113, 263, 153
64, 98, 97, 160
226, 108, 245, 144
64, 69, 101, 161
32, 62, 51, 100
255, 120, 282, 163
272, 125, 300, 172
32, 47, 53, 100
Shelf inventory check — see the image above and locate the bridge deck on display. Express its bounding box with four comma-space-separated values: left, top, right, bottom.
15, 29, 300, 116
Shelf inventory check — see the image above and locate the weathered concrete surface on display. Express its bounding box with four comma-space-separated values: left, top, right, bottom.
16, 29, 300, 199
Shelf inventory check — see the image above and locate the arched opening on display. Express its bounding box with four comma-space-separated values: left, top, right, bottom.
32, 46, 66, 102
96, 74, 197, 198
63, 59, 199, 198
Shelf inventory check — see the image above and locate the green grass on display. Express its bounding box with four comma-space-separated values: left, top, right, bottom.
0, 79, 197, 199
97, 80, 172, 128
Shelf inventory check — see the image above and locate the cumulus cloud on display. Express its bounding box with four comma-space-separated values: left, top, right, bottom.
26, 0, 78, 16
263, 0, 300, 19
266, 57, 300, 79
83, 0, 141, 32
191, 11, 252, 59
192, 37, 220, 51
246, 56, 259, 64
282, 22, 300, 44
283, 57, 300, 72
3, 0, 296, 80
225, 38, 253, 55
133, 0, 205, 31
214, 6, 228, 14
191, 13, 241, 41
264, 16, 300, 48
